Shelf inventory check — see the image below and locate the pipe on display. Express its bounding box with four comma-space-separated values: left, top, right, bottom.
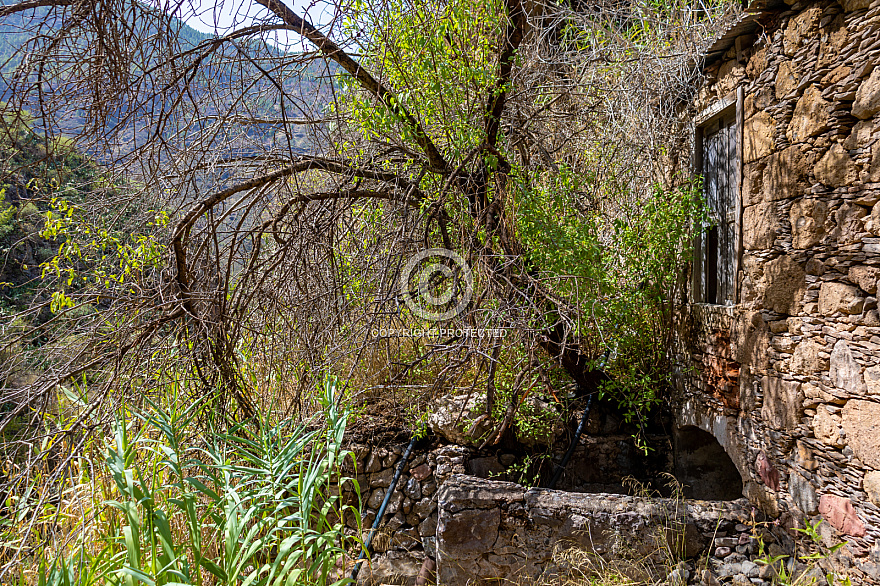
350, 435, 418, 582
547, 393, 594, 489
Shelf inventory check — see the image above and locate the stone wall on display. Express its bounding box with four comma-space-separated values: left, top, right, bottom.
345, 440, 748, 585
343, 443, 468, 571
435, 475, 757, 585
679, 0, 880, 580
342, 436, 672, 575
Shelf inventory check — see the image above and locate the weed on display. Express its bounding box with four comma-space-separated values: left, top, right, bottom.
753, 519, 852, 586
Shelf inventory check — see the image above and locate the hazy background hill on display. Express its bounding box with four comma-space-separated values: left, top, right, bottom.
0, 2, 331, 154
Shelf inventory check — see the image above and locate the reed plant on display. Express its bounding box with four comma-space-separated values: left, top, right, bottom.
19, 377, 358, 586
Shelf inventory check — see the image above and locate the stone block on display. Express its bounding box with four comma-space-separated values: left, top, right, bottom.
830, 339, 866, 392
410, 463, 432, 481
818, 494, 866, 538
823, 65, 852, 86
783, 6, 820, 56
833, 202, 868, 245
791, 339, 824, 374
866, 201, 880, 237
864, 365, 880, 395
367, 488, 385, 509
755, 451, 779, 490
843, 119, 877, 150
787, 86, 829, 143
418, 514, 437, 537
762, 255, 805, 315
789, 472, 819, 515
848, 266, 879, 294
775, 61, 798, 99
805, 257, 825, 275
742, 162, 766, 206
716, 59, 745, 97
402, 477, 421, 500
743, 202, 778, 250
364, 451, 384, 473
746, 48, 767, 80
437, 505, 500, 558
842, 400, 880, 469
733, 311, 770, 372
414, 497, 436, 519
868, 142, 880, 185
760, 376, 803, 431
370, 468, 395, 488
790, 198, 829, 249
819, 282, 863, 315
864, 471, 880, 507
744, 112, 775, 164
818, 14, 847, 68
763, 145, 809, 201
812, 405, 844, 447
797, 440, 819, 470
428, 394, 492, 446
385, 491, 405, 515
745, 87, 774, 120
854, 66, 880, 120
815, 144, 857, 188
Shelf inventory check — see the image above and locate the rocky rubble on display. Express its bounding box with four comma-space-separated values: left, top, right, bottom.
668, 529, 832, 586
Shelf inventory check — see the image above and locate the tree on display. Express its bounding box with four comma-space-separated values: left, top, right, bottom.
0, 0, 734, 571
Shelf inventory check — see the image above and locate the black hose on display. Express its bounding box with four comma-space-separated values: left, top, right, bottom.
350, 435, 418, 582
547, 393, 594, 490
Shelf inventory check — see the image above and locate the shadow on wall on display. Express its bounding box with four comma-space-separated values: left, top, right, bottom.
673, 425, 743, 500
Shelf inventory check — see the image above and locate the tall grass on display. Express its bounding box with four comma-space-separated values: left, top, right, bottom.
23, 378, 359, 586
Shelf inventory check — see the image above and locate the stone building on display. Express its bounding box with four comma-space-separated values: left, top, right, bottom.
676, 0, 880, 579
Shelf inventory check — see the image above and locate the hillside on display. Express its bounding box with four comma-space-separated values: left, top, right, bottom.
0, 1, 328, 153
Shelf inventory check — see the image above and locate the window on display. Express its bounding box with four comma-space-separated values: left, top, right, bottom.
694, 92, 742, 306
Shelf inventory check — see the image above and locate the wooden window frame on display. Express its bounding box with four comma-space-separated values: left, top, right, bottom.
692, 86, 744, 306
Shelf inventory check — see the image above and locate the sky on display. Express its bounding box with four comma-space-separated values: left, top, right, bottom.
162, 0, 339, 50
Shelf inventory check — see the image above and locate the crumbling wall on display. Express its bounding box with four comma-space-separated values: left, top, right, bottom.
434, 475, 755, 585
679, 0, 880, 580
343, 429, 677, 584
342, 444, 468, 565
343, 432, 674, 568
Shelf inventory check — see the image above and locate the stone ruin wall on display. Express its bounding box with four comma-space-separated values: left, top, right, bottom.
343, 444, 767, 585
341, 431, 675, 584
678, 0, 880, 580
434, 475, 758, 585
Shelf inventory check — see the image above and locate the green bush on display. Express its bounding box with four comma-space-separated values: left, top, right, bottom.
0, 189, 16, 239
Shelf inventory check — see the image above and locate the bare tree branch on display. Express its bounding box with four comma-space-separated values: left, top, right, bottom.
254, 0, 449, 172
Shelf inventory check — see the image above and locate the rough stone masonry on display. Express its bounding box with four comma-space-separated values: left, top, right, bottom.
676, 0, 880, 580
